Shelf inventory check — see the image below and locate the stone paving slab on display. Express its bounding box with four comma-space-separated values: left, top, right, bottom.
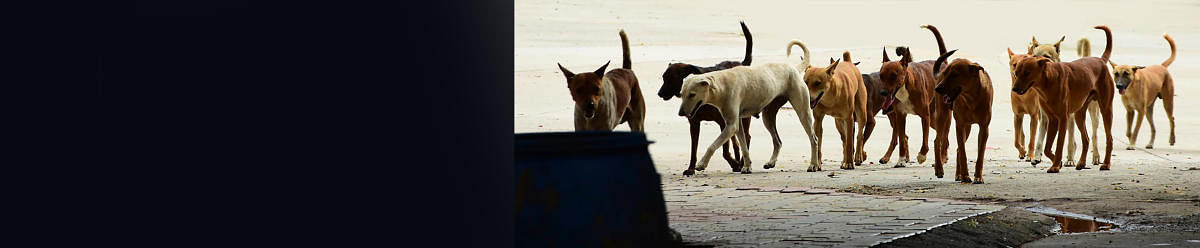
666, 185, 1005, 247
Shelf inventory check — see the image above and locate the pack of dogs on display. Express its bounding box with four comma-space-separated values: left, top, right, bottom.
555, 23, 1178, 184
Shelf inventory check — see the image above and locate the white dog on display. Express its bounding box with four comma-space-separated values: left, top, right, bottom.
677, 63, 820, 173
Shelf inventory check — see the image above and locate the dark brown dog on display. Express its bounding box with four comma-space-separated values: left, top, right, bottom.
657, 22, 754, 175
875, 25, 949, 166
1012, 26, 1116, 173
558, 30, 646, 132
931, 50, 994, 183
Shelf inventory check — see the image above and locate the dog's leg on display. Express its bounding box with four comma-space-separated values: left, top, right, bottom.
1046, 116, 1068, 173
861, 117, 875, 164
835, 118, 854, 170
854, 103, 868, 166
896, 114, 911, 167
955, 121, 971, 182
735, 117, 753, 174
1014, 113, 1027, 160
1101, 97, 1115, 170
931, 113, 949, 178
685, 119, 703, 176
810, 112, 826, 171
1032, 110, 1048, 164
714, 120, 742, 171
1065, 114, 1077, 168
974, 123, 989, 184
761, 107, 784, 169
1124, 106, 1136, 149
879, 112, 901, 164
917, 117, 930, 164
1145, 102, 1157, 149
697, 116, 741, 171
1131, 107, 1146, 150
1026, 113, 1039, 162
1089, 102, 1101, 164
1073, 107, 1090, 170
1164, 78, 1176, 146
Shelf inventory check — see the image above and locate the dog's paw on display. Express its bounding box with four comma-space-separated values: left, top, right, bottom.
934, 171, 944, 178
917, 155, 927, 164
972, 179, 984, 184
1126, 146, 1136, 150
1065, 159, 1076, 167
741, 169, 752, 174
1099, 164, 1111, 170
1030, 159, 1042, 166
730, 166, 741, 172
1076, 165, 1090, 170
683, 169, 695, 176
878, 158, 890, 164
1018, 154, 1026, 160
1046, 167, 1061, 173
1145, 144, 1154, 149
840, 163, 854, 170
763, 162, 775, 169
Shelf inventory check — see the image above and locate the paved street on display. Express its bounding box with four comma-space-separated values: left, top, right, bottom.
663, 185, 1004, 247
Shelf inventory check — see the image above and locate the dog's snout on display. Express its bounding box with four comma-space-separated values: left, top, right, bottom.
1011, 87, 1020, 93
879, 90, 888, 96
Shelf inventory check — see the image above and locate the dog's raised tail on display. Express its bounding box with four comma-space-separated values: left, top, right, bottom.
619, 29, 632, 69
787, 40, 811, 69
1163, 33, 1176, 67
1094, 25, 1113, 61
842, 51, 852, 64
1076, 37, 1091, 57
740, 21, 753, 66
921, 24, 947, 55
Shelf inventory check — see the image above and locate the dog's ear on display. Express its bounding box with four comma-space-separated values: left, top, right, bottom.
686, 65, 702, 75
558, 63, 575, 80
1026, 38, 1036, 55
1054, 36, 1066, 53
593, 61, 610, 75
969, 62, 984, 72
1030, 36, 1040, 47
1108, 60, 1118, 68
882, 47, 891, 63
1007, 48, 1015, 58
854, 62, 861, 66
830, 57, 836, 64
825, 60, 840, 75
1133, 66, 1146, 73
897, 47, 912, 67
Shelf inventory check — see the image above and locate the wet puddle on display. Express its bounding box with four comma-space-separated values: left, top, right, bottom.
1022, 205, 1118, 233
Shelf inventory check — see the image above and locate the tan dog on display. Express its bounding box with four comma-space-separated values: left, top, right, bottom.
1012, 26, 1116, 173
1111, 33, 1177, 149
875, 25, 950, 167
1006, 49, 1048, 164
795, 46, 867, 170
1031, 36, 1103, 166
558, 30, 646, 131
932, 50, 994, 183
677, 63, 820, 173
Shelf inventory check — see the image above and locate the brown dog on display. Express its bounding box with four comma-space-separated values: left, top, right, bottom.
1012, 26, 1115, 173
558, 30, 646, 132
1111, 33, 1177, 150
875, 25, 950, 166
658, 22, 755, 174
931, 50, 994, 183
803, 51, 867, 170
1031, 36, 1103, 167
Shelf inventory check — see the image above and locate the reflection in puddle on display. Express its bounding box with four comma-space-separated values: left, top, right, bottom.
1050, 215, 1116, 233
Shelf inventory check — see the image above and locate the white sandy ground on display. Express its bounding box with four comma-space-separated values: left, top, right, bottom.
515, 0, 1200, 226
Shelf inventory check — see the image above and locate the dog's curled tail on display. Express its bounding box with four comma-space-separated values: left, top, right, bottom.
921, 25, 948, 55
1076, 37, 1091, 57
787, 40, 811, 69
619, 29, 632, 69
1162, 33, 1176, 67
1094, 25, 1113, 61
842, 51, 852, 64
740, 21, 753, 66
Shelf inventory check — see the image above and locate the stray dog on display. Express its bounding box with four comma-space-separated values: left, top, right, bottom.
1006, 49, 1048, 164
1012, 26, 1115, 173
558, 30, 646, 132
791, 42, 867, 170
931, 50, 994, 183
1031, 36, 1102, 166
658, 21, 755, 175
875, 25, 950, 166
1111, 33, 1177, 149
677, 63, 819, 173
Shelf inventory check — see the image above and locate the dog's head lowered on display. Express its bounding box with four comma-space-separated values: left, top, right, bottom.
659, 63, 702, 100
932, 50, 983, 108
803, 59, 841, 109
1029, 36, 1065, 62
1011, 55, 1054, 95
877, 47, 913, 113
1109, 61, 1144, 95
559, 61, 610, 118
678, 74, 718, 118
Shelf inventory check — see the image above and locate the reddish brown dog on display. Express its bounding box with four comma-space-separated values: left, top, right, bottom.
658, 22, 755, 174
1012, 26, 1116, 173
931, 50, 994, 183
875, 25, 950, 166
558, 30, 646, 132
